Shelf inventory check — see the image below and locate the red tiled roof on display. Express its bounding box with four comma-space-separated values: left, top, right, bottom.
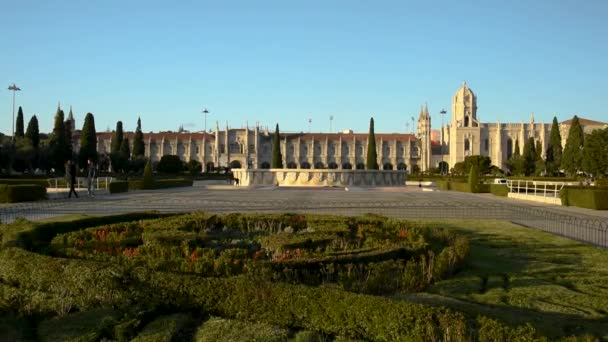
560, 117, 607, 126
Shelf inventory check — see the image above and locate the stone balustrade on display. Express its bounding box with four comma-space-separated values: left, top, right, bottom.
231, 169, 407, 187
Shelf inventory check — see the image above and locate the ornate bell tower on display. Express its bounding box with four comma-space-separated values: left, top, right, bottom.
452, 81, 478, 128
417, 103, 432, 171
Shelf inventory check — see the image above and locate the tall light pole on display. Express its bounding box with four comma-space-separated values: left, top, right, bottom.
308, 118, 312, 133
8, 83, 21, 142
440, 109, 447, 175
202, 108, 210, 133
411, 116, 415, 135
329, 115, 334, 133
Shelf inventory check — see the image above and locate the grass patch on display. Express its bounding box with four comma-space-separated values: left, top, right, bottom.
397, 219, 608, 339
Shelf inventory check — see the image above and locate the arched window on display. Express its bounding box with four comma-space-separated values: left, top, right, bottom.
205, 162, 214, 172
260, 162, 270, 169
383, 163, 393, 170
328, 162, 338, 169
464, 116, 469, 127
464, 139, 470, 152
342, 162, 352, 169
314, 161, 325, 169
300, 161, 311, 169
484, 138, 489, 151
287, 161, 297, 169
356, 163, 365, 170
397, 162, 407, 171
229, 160, 242, 169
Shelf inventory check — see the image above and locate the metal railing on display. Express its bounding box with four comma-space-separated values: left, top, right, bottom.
507, 180, 565, 198
47, 177, 114, 190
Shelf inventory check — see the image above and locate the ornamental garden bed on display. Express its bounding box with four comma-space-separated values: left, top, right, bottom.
0, 213, 602, 340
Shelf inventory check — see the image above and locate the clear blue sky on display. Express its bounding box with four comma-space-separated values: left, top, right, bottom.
2, 0, 607, 135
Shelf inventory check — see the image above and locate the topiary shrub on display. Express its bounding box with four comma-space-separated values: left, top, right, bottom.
490, 184, 509, 197
186, 159, 202, 176
109, 181, 129, 194
0, 184, 47, 203
143, 160, 154, 190
468, 164, 479, 193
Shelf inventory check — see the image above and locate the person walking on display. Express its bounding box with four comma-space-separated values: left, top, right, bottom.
86, 159, 97, 197
67, 160, 78, 198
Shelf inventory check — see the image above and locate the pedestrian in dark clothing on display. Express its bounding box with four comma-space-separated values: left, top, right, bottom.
67, 160, 78, 198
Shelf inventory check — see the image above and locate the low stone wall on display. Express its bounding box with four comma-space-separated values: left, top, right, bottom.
231, 169, 407, 187
508, 192, 562, 205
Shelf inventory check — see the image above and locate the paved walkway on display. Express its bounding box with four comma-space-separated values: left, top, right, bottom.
1, 183, 606, 248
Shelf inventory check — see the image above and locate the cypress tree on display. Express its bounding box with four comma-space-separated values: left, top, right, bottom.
513, 139, 520, 157
522, 137, 536, 176
25, 115, 40, 149
120, 137, 131, 160
133, 117, 145, 157
582, 128, 608, 178
562, 115, 584, 176
49, 106, 69, 173
111, 121, 124, 154
143, 159, 154, 189
366, 117, 378, 169
468, 163, 479, 192
64, 116, 73, 160
271, 123, 283, 168
15, 106, 24, 138
79, 112, 98, 166
545, 117, 563, 175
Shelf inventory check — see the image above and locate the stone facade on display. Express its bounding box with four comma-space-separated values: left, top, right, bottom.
71, 82, 606, 173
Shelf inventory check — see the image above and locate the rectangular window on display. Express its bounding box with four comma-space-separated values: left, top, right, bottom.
485, 139, 489, 151
195, 146, 200, 154
219, 144, 225, 153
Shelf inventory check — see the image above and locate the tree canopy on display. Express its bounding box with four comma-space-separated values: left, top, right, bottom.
48, 107, 70, 173
562, 115, 584, 176
15, 106, 24, 138
25, 115, 40, 149
582, 128, 608, 178
79, 112, 98, 166
545, 117, 562, 175
132, 117, 145, 158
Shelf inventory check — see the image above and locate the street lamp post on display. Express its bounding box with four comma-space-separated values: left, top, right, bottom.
308, 118, 312, 133
8, 83, 21, 142
329, 115, 333, 133
411, 116, 415, 135
440, 109, 447, 175
202, 108, 210, 133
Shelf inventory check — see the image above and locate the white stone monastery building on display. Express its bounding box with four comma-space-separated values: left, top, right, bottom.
75, 83, 605, 172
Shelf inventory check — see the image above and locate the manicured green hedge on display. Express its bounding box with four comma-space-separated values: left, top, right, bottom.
129, 178, 193, 190
0, 178, 48, 187
109, 181, 129, 194
131, 313, 194, 342
490, 184, 509, 197
0, 247, 545, 341
37, 308, 120, 342
560, 187, 608, 210
436, 181, 490, 194
0, 184, 47, 203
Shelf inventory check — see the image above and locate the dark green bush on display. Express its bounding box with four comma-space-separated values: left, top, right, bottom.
37, 308, 120, 342
490, 184, 509, 197
560, 187, 608, 210
131, 313, 194, 342
0, 184, 47, 203
143, 160, 154, 189
156, 155, 185, 174
129, 178, 193, 190
109, 181, 129, 194
0, 178, 48, 187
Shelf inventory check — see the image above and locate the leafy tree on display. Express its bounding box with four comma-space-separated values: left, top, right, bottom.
25, 115, 40, 149
513, 139, 520, 157
78, 112, 98, 167
15, 106, 24, 138
451, 161, 465, 175
366, 117, 378, 169
562, 115, 584, 176
48, 107, 69, 173
157, 155, 184, 174
187, 159, 202, 176
545, 117, 563, 175
132, 117, 145, 158
464, 155, 491, 175
582, 128, 608, 178
534, 139, 544, 175
271, 123, 283, 168
522, 137, 536, 176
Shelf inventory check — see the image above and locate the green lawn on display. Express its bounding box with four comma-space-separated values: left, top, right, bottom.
396, 219, 608, 339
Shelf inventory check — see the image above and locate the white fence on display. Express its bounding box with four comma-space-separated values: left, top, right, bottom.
506, 180, 566, 198
47, 177, 114, 190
